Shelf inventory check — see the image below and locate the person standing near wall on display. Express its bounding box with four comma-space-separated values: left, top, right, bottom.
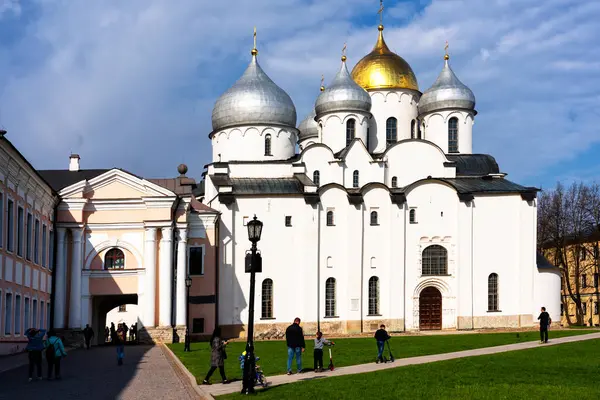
45, 330, 67, 380
285, 317, 306, 375
83, 324, 95, 350
25, 328, 46, 382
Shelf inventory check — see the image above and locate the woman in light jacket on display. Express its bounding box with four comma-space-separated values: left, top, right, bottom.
45, 330, 67, 380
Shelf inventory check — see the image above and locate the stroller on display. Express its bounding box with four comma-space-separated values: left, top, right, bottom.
239, 351, 268, 388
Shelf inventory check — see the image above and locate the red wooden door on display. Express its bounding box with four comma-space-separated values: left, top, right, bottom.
419, 287, 442, 330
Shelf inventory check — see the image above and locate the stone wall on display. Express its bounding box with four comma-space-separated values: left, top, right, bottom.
457, 314, 536, 330
138, 326, 174, 344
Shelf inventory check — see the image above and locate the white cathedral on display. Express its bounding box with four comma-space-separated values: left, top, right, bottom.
202, 24, 561, 336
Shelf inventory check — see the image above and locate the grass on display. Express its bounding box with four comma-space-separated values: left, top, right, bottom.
218, 338, 600, 399
168, 329, 595, 384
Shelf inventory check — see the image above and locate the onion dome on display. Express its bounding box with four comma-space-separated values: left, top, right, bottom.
298, 109, 318, 140
351, 25, 419, 91
315, 55, 372, 116
211, 47, 297, 132
418, 53, 476, 115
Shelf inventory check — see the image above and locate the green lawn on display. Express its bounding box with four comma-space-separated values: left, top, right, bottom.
168, 329, 595, 384
219, 338, 600, 400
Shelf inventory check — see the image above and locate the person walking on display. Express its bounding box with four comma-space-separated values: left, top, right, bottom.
83, 324, 95, 350
45, 330, 67, 380
374, 324, 391, 363
285, 317, 305, 375
115, 324, 126, 365
25, 328, 46, 382
104, 326, 110, 343
122, 323, 129, 341
538, 306, 552, 344
110, 322, 116, 344
202, 327, 229, 385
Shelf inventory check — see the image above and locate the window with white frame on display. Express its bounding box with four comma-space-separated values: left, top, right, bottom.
368, 276, 380, 315
0, 192, 3, 248
352, 170, 359, 188
40, 301, 45, 329
448, 117, 459, 153
46, 303, 50, 329
421, 245, 448, 275
42, 225, 47, 267
409, 208, 417, 224
34, 219, 40, 264
370, 211, 378, 226
17, 206, 23, 256
346, 119, 356, 146
48, 230, 54, 270
189, 246, 204, 275
24, 297, 30, 332
326, 210, 335, 226
386, 117, 397, 146
26, 212, 32, 260
7, 199, 13, 252
325, 278, 336, 317
5, 292, 12, 335
313, 170, 320, 187
32, 299, 37, 330
391, 177, 398, 188
326, 256, 333, 268
14, 295, 21, 335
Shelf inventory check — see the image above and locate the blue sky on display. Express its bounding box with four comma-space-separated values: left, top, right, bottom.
0, 0, 599, 190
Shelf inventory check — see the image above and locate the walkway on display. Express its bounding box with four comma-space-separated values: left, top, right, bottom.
0, 345, 198, 400
203, 331, 600, 397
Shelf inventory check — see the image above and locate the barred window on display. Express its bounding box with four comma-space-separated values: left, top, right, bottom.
370, 211, 378, 226
411, 119, 416, 139
422, 245, 447, 275
448, 117, 458, 153
391, 176, 398, 188
488, 273, 499, 311
353, 170, 359, 188
386, 117, 397, 146
368, 276, 380, 315
105, 248, 125, 269
346, 119, 355, 146
313, 171, 320, 187
409, 209, 417, 224
325, 278, 336, 317
261, 279, 273, 319
327, 211, 334, 226
265, 134, 272, 156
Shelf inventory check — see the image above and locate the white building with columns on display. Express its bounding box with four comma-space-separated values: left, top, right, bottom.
202, 24, 561, 337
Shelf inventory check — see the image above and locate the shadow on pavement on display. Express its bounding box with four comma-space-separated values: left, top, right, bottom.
0, 344, 152, 400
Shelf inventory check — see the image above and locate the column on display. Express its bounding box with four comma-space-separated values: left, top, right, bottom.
159, 226, 173, 326
53, 228, 67, 329
68, 228, 84, 329
142, 227, 158, 328
175, 228, 188, 326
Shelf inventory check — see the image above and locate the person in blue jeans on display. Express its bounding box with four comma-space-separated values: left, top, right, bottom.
374, 324, 390, 363
115, 324, 126, 365
285, 317, 305, 375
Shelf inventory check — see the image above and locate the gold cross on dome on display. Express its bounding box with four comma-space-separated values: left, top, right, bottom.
378, 0, 384, 25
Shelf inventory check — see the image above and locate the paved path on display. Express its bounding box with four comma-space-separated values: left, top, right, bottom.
0, 345, 198, 400
203, 332, 600, 397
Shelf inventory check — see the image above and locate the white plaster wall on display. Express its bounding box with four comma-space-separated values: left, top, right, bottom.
227, 163, 293, 179
368, 90, 419, 153
422, 110, 474, 154
106, 304, 139, 328
212, 125, 297, 162
318, 113, 370, 155
534, 270, 561, 324
301, 146, 339, 186
342, 144, 382, 188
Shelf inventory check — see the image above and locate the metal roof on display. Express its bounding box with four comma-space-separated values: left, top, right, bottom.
446, 154, 500, 176
38, 169, 111, 191
439, 177, 535, 194
230, 178, 304, 195
536, 252, 559, 270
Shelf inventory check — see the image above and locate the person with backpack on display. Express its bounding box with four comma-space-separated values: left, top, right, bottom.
25, 328, 46, 382
45, 330, 67, 380
374, 324, 391, 363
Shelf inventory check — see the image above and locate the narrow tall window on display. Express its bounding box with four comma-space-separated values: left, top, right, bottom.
17, 206, 24, 257
595, 244, 599, 260
582, 274, 587, 288
583, 303, 587, 315
189, 247, 204, 275
42, 225, 47, 267
32, 299, 37, 329
325, 278, 336, 317
261, 279, 273, 319
46, 303, 50, 329
313, 171, 320, 187
49, 230, 54, 270
14, 295, 21, 335
26, 213, 32, 260
34, 219, 40, 264
104, 248, 125, 269
488, 273, 499, 311
411, 119, 416, 139
264, 134, 272, 156
285, 216, 292, 227
7, 199, 13, 252
40, 301, 44, 329
5, 293, 12, 335
368, 276, 380, 315
594, 273, 599, 288
386, 117, 397, 146
346, 119, 355, 146
24, 298, 30, 332
0, 193, 3, 248
409, 208, 417, 224
391, 177, 398, 188
327, 211, 334, 226
370, 211, 378, 226
595, 302, 599, 315
580, 246, 587, 261
421, 245, 448, 275
448, 117, 459, 153
353, 170, 359, 188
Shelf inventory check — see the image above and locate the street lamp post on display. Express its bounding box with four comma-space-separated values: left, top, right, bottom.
241, 215, 263, 395
184, 276, 192, 352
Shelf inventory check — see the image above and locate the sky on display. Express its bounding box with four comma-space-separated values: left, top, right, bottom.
0, 0, 599, 189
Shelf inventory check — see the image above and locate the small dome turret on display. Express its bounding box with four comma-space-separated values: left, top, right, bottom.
298, 109, 318, 140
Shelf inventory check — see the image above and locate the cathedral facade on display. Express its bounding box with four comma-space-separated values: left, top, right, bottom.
204, 24, 561, 336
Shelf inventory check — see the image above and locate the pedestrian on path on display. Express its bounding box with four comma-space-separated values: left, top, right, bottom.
115, 324, 126, 366
83, 324, 95, 350
25, 328, 46, 382
104, 326, 110, 343
313, 331, 333, 372
285, 317, 305, 375
538, 306, 552, 343
110, 322, 116, 344
374, 324, 391, 363
202, 327, 229, 385
45, 330, 67, 380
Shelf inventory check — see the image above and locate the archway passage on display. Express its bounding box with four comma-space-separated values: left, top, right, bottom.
92, 294, 138, 346
419, 287, 442, 330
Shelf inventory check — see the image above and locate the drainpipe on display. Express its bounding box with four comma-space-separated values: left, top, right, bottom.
403, 202, 407, 332
471, 200, 475, 330
360, 203, 365, 333
170, 195, 182, 330
215, 213, 221, 328
49, 200, 59, 331
317, 203, 321, 332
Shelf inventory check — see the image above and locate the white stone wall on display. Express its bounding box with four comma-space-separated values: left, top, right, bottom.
368, 89, 419, 153
421, 110, 475, 154
106, 304, 139, 328
212, 125, 297, 162
317, 112, 370, 155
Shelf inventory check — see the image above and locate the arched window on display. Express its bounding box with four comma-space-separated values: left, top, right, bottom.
370, 211, 378, 226
368, 276, 380, 315
262, 279, 273, 318
265, 134, 272, 156
313, 170, 320, 187
409, 208, 417, 224
386, 117, 397, 147
353, 170, 359, 188
448, 117, 458, 153
325, 278, 336, 317
105, 248, 125, 269
327, 211, 334, 226
488, 273, 499, 311
411, 119, 416, 139
391, 176, 398, 188
346, 119, 355, 146
421, 245, 447, 275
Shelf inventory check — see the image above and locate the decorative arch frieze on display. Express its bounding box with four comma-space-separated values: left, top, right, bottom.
84, 238, 143, 270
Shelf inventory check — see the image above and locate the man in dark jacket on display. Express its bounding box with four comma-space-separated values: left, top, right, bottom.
374, 324, 391, 363
285, 317, 305, 375
538, 306, 552, 343
83, 324, 95, 349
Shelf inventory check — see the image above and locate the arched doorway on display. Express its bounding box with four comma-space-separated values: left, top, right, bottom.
92, 294, 138, 345
419, 287, 442, 330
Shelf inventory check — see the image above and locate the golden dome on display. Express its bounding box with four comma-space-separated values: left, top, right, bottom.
351, 25, 419, 91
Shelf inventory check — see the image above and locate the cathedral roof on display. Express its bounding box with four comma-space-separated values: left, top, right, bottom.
445, 154, 499, 176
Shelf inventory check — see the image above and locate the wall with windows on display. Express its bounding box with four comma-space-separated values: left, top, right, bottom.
211, 125, 297, 162
421, 110, 474, 154
317, 113, 370, 155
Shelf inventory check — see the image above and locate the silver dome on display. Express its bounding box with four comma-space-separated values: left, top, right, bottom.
315, 58, 372, 117
298, 109, 318, 140
418, 58, 476, 115
211, 54, 297, 132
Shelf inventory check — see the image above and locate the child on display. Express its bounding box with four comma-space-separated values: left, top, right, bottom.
374, 324, 390, 363
314, 331, 333, 372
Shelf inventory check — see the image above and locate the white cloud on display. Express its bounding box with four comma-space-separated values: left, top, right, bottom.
0, 0, 20, 18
